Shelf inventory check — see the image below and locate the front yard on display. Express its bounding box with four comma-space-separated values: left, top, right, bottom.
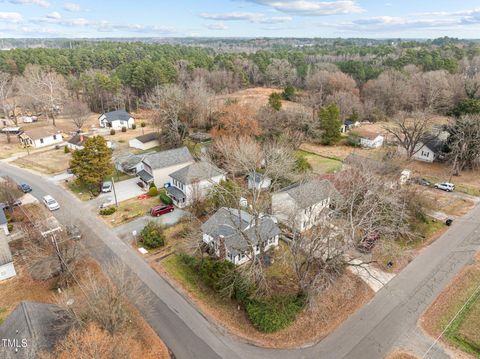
100, 195, 161, 226
13, 148, 71, 175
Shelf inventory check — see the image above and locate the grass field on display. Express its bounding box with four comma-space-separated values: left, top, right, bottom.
100, 195, 160, 226
297, 150, 343, 174
13, 149, 71, 175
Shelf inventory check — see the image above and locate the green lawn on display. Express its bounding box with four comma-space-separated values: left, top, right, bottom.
297, 150, 343, 174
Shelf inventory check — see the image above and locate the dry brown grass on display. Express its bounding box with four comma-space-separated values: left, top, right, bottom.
100, 196, 161, 227
385, 351, 418, 359
13, 148, 71, 175
300, 142, 386, 161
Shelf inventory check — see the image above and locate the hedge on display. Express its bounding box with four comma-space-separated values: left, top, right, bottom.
147, 186, 159, 196
99, 207, 116, 215
159, 192, 173, 205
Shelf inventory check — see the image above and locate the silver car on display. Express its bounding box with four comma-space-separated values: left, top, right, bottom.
42, 195, 60, 211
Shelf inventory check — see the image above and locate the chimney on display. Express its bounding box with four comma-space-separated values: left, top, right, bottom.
79, 135, 84, 143
218, 235, 226, 260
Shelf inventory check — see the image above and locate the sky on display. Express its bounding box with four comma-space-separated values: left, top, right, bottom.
1, 0, 480, 39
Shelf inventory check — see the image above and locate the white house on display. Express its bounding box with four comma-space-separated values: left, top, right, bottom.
129, 132, 159, 151
98, 110, 135, 130
201, 207, 280, 266
166, 161, 226, 208
136, 147, 194, 188
0, 209, 9, 236
354, 128, 384, 148
412, 138, 445, 163
247, 172, 272, 191
272, 179, 339, 233
0, 230, 15, 281
18, 127, 63, 149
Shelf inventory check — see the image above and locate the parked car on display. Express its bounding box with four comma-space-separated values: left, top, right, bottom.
0, 199, 22, 210
356, 232, 380, 253
412, 177, 431, 187
434, 182, 455, 192
42, 195, 60, 211
66, 224, 82, 240
101, 181, 112, 193
18, 183, 32, 193
150, 204, 174, 217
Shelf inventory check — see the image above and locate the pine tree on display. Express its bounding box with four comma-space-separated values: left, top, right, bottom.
319, 103, 342, 145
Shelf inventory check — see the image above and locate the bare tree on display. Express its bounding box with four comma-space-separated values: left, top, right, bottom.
447, 115, 480, 175
266, 59, 297, 87
63, 101, 90, 130
385, 111, 433, 159
0, 176, 23, 210
0, 71, 15, 120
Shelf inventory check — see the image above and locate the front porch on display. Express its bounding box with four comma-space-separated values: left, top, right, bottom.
166, 186, 187, 208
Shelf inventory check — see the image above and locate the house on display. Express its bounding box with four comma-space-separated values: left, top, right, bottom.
412, 137, 446, 163
114, 151, 150, 174
98, 109, 135, 130
66, 133, 88, 151
247, 172, 272, 191
340, 119, 358, 133
0, 229, 15, 281
353, 128, 384, 148
0, 301, 72, 358
201, 207, 280, 266
0, 208, 9, 235
18, 127, 63, 149
166, 161, 226, 208
272, 179, 339, 233
136, 147, 194, 188
129, 132, 160, 150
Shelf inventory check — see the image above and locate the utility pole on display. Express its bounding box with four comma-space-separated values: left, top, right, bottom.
111, 177, 118, 207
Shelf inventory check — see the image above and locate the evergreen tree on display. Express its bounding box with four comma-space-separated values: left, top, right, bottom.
319, 103, 342, 145
268, 92, 282, 111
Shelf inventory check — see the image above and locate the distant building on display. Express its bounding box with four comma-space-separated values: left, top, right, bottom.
18, 127, 63, 149
128, 132, 160, 151
98, 109, 135, 130
353, 128, 384, 148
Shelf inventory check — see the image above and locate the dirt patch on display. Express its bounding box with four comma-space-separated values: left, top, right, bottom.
155, 254, 373, 348
385, 351, 418, 359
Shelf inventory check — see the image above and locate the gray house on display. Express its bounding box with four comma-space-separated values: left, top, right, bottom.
201, 207, 280, 265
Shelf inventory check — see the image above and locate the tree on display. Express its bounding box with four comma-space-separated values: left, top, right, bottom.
268, 92, 282, 111
70, 136, 112, 194
211, 103, 262, 139
63, 101, 90, 130
0, 176, 23, 211
265, 59, 296, 87
281, 84, 295, 101
0, 71, 15, 120
140, 222, 165, 249
446, 115, 480, 175
385, 112, 432, 159
449, 98, 480, 118
318, 103, 341, 145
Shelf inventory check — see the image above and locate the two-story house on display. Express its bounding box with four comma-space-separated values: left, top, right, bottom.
136, 147, 194, 188
201, 207, 280, 266
166, 161, 226, 208
272, 179, 339, 233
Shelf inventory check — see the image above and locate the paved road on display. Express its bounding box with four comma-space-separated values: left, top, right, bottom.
2, 161, 479, 359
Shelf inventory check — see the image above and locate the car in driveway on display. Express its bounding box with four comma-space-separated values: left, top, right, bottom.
101, 181, 113, 193
150, 204, 174, 217
42, 195, 60, 211
18, 183, 32, 193
434, 182, 455, 192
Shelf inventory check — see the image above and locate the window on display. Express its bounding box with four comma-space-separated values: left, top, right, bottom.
53, 135, 57, 140
40, 138, 44, 144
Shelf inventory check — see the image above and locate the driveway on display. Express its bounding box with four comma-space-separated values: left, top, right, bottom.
91, 177, 144, 208
115, 208, 188, 242
2, 162, 479, 359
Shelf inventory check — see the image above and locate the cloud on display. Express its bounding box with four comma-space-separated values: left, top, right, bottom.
206, 23, 228, 30
243, 0, 365, 16
0, 12, 23, 23
199, 11, 292, 24
46, 11, 61, 20
9, 0, 50, 7
63, 2, 81, 12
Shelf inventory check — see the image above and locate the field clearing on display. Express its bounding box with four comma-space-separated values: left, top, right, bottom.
13, 148, 71, 175
298, 150, 343, 174
299, 142, 385, 161
421, 261, 480, 357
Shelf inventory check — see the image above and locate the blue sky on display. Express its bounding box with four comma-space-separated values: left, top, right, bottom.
1, 0, 480, 38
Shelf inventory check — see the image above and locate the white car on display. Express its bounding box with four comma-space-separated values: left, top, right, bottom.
42, 195, 60, 211
434, 182, 455, 192
101, 181, 112, 193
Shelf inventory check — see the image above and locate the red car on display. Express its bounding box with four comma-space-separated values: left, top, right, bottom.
150, 204, 174, 217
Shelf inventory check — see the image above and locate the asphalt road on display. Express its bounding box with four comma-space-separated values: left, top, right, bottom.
2, 161, 479, 359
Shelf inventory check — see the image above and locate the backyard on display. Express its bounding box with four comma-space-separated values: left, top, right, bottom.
297, 149, 343, 174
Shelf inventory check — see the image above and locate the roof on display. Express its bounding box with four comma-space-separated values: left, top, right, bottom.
67, 133, 88, 146
421, 136, 446, 154
0, 301, 72, 359
134, 132, 158, 144
344, 154, 400, 176
114, 151, 152, 170
137, 169, 153, 183
0, 208, 6, 225
0, 231, 13, 266
143, 147, 193, 170
353, 128, 383, 140
278, 179, 339, 209
166, 186, 186, 201
20, 127, 60, 140
169, 160, 224, 184
201, 208, 280, 256
101, 109, 132, 123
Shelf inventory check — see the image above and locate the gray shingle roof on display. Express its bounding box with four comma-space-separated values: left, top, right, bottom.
169, 161, 224, 184
134, 132, 158, 144
101, 109, 132, 123
201, 208, 280, 256
0, 301, 72, 359
0, 232, 12, 266
143, 147, 193, 170
280, 179, 339, 209
0, 208, 6, 225
248, 172, 271, 183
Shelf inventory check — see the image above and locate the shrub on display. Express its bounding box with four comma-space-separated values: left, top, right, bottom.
131, 123, 136, 130
347, 132, 360, 147
281, 84, 295, 101
159, 192, 173, 205
268, 92, 282, 111
121, 127, 127, 132
64, 145, 70, 153
99, 207, 116, 216
246, 295, 305, 333
147, 186, 159, 196
294, 153, 312, 173
7, 223, 13, 232
110, 129, 116, 135
140, 222, 165, 249
149, 182, 156, 188
140, 122, 146, 128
